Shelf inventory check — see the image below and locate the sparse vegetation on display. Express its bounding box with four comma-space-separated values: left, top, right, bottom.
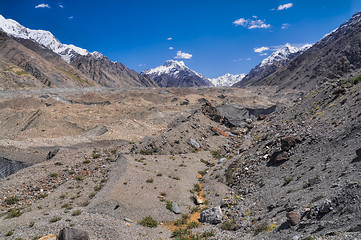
187, 221, 200, 229
283, 177, 293, 185
5, 208, 23, 219
75, 175, 84, 181
139, 215, 158, 228
49, 216, 62, 223
166, 201, 173, 211
146, 178, 154, 183
5, 230, 13, 236
71, 209, 82, 216
5, 196, 19, 205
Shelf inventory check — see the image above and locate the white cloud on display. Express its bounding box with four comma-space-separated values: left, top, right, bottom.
167, 37, 173, 41
252, 15, 257, 18
282, 23, 290, 29
278, 3, 293, 11
260, 53, 268, 56
233, 18, 271, 29
175, 51, 192, 59
35, 3, 50, 8
246, 58, 251, 61
254, 46, 269, 53
68, 16, 74, 20
59, 4, 64, 8
169, 47, 174, 50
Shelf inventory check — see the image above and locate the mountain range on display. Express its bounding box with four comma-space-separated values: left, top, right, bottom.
0, 15, 157, 90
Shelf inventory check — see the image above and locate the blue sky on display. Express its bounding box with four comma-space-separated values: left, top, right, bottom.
1, 1, 361, 78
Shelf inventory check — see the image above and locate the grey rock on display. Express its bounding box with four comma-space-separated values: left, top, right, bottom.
172, 202, 181, 214
46, 148, 59, 160
58, 228, 89, 240
124, 218, 133, 223
189, 138, 200, 149
218, 158, 226, 164
200, 206, 222, 224
319, 199, 332, 214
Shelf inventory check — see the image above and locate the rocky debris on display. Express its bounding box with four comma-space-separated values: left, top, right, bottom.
286, 212, 301, 226
280, 136, 299, 151
200, 206, 223, 224
308, 176, 322, 187
257, 114, 266, 120
172, 202, 181, 214
58, 227, 89, 240
202, 101, 234, 128
46, 148, 60, 160
348, 224, 361, 232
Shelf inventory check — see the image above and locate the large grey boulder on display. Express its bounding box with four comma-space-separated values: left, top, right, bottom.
172, 202, 181, 214
200, 206, 222, 224
58, 228, 89, 240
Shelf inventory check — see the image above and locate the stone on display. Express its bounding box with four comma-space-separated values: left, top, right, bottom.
286, 212, 300, 226
356, 147, 361, 157
200, 206, 222, 224
308, 176, 322, 186
39, 235, 56, 240
124, 218, 133, 223
189, 138, 200, 149
281, 136, 297, 151
46, 148, 59, 160
58, 228, 89, 240
196, 195, 205, 204
172, 202, 181, 214
318, 199, 332, 214
257, 114, 266, 120
218, 158, 226, 164
268, 151, 289, 165
348, 224, 361, 232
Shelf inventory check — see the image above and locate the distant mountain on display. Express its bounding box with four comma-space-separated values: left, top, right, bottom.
141, 60, 213, 87
0, 14, 157, 89
210, 73, 246, 87
246, 11, 361, 91
233, 43, 311, 87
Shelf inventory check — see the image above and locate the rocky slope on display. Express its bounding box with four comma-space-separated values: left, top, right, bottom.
0, 14, 157, 89
234, 44, 311, 87
210, 73, 246, 87
247, 11, 361, 91
141, 60, 213, 87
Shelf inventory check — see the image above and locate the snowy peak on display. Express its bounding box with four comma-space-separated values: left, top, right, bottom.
211, 73, 246, 87
141, 60, 213, 87
142, 60, 203, 78
260, 43, 312, 67
0, 14, 103, 62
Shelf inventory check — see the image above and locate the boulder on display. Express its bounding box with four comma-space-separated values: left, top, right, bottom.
200, 206, 222, 224
58, 228, 89, 240
172, 202, 181, 214
281, 136, 297, 151
46, 148, 59, 160
318, 199, 332, 214
286, 212, 300, 226
268, 151, 289, 165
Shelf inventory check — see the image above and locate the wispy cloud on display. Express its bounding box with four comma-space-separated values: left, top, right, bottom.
169, 47, 174, 50
254, 47, 269, 53
35, 3, 50, 9
278, 3, 293, 11
282, 23, 290, 29
59, 4, 64, 8
233, 17, 271, 29
175, 51, 192, 59
167, 37, 173, 41
68, 16, 74, 20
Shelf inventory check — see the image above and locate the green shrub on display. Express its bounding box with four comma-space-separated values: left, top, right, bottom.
5, 196, 19, 205
83, 159, 91, 164
187, 221, 200, 229
71, 210, 82, 216
254, 223, 268, 235
146, 178, 154, 183
5, 230, 13, 236
283, 177, 293, 185
221, 220, 236, 230
5, 208, 23, 219
49, 216, 62, 223
49, 173, 58, 177
139, 215, 158, 228
166, 201, 173, 211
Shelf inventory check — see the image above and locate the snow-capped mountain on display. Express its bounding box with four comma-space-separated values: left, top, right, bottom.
141, 60, 213, 87
233, 43, 311, 87
210, 73, 246, 87
0, 15, 102, 63
260, 43, 312, 67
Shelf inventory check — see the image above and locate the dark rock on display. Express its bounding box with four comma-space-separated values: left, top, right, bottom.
286, 212, 301, 226
217, 94, 226, 99
58, 228, 89, 240
46, 148, 59, 160
200, 206, 223, 224
180, 99, 189, 106
268, 151, 289, 165
332, 87, 346, 95
281, 136, 298, 151
202, 101, 234, 128
356, 147, 361, 157
318, 199, 332, 214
